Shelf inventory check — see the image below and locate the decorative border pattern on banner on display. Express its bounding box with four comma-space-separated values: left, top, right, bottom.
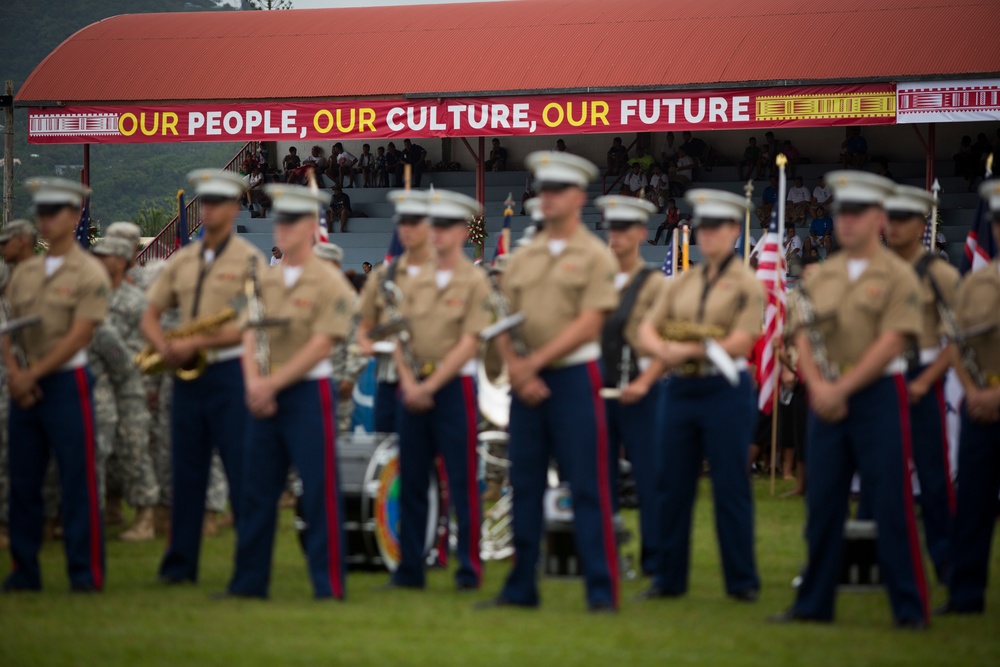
896, 79, 1000, 124
757, 92, 896, 121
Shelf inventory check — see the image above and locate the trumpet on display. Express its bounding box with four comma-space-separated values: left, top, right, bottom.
788, 287, 837, 381
134, 306, 238, 381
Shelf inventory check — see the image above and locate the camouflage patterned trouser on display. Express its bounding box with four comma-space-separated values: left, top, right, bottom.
149, 375, 228, 512
106, 394, 159, 508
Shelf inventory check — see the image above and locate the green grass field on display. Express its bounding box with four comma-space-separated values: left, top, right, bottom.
2, 478, 998, 667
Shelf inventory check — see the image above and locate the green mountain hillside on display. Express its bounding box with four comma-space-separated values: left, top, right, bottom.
1, 0, 246, 230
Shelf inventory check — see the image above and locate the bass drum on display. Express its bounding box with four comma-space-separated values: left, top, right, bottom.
361, 438, 446, 571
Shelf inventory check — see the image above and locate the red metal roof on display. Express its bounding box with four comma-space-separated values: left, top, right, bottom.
16, 0, 1000, 104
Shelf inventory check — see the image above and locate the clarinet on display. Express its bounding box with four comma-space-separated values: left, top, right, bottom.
245, 256, 270, 377
790, 286, 837, 381
924, 270, 988, 389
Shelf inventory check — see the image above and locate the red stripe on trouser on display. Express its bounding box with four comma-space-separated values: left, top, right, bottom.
74, 368, 103, 590
585, 361, 620, 608
434, 456, 449, 567
460, 376, 483, 584
933, 380, 956, 513
317, 380, 343, 599
893, 374, 930, 621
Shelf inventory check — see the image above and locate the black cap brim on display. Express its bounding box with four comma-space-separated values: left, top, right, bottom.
431, 218, 467, 228
607, 219, 645, 230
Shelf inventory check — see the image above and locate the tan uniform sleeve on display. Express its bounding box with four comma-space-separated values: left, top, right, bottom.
643, 279, 673, 326
460, 272, 494, 337
881, 267, 922, 337
314, 276, 355, 340
146, 259, 178, 311
732, 275, 765, 336
580, 247, 619, 312
76, 266, 111, 323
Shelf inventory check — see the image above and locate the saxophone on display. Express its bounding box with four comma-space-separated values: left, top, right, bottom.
245, 256, 270, 377
134, 307, 238, 380
789, 286, 837, 381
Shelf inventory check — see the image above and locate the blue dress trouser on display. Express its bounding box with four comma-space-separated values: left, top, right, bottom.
159, 358, 247, 582
392, 376, 481, 588
652, 372, 760, 597
606, 380, 664, 575
374, 381, 398, 434
5, 368, 104, 591
500, 361, 620, 608
228, 379, 346, 599
947, 404, 1000, 612
793, 375, 929, 624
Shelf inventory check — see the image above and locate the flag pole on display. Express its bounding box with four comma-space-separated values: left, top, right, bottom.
404, 163, 412, 192
670, 226, 678, 276
929, 178, 941, 251
681, 223, 690, 272
770, 153, 788, 496
743, 180, 754, 266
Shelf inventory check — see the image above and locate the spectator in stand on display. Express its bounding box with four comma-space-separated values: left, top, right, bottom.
628, 145, 655, 174
738, 137, 761, 181
401, 139, 427, 186
954, 135, 976, 187
803, 204, 833, 257
971, 132, 992, 190
607, 136, 629, 175
758, 131, 778, 179
256, 145, 270, 170
385, 142, 403, 187
555, 139, 568, 152
520, 174, 537, 216
841, 127, 868, 168
620, 162, 648, 197
781, 140, 801, 178
240, 151, 260, 176
329, 142, 358, 188
680, 131, 713, 171
355, 144, 375, 188
270, 246, 283, 267
647, 164, 670, 209
809, 176, 833, 219
245, 164, 268, 217
756, 176, 779, 224
674, 148, 695, 191
660, 131, 679, 166
282, 146, 301, 180
485, 138, 508, 171
362, 262, 373, 275
328, 184, 367, 233
787, 176, 811, 225
783, 224, 802, 262
649, 198, 684, 245
874, 157, 893, 180
373, 146, 389, 187
288, 145, 327, 184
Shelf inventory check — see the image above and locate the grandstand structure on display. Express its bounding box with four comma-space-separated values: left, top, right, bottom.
12, 0, 1000, 269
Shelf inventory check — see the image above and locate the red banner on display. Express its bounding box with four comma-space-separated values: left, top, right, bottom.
26, 84, 896, 145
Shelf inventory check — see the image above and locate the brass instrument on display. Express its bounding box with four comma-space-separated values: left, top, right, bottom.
370, 277, 422, 379
134, 306, 238, 380
659, 319, 726, 342
924, 265, 990, 388
244, 256, 270, 377
477, 268, 525, 428
788, 287, 837, 381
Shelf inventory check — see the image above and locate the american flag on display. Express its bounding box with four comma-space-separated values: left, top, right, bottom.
74, 195, 90, 249
754, 211, 786, 414
962, 188, 998, 273
661, 236, 675, 278
493, 194, 513, 260
384, 227, 404, 263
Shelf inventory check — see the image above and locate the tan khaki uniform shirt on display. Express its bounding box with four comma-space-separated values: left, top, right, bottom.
254, 255, 356, 368
8, 243, 110, 364
793, 246, 922, 366
502, 224, 618, 351
146, 235, 264, 326
954, 260, 1000, 379
644, 256, 764, 339
910, 252, 960, 351
399, 257, 493, 365
619, 264, 667, 355
358, 252, 433, 327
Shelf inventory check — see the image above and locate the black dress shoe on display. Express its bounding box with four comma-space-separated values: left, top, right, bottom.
933, 601, 983, 616
375, 580, 424, 592
158, 575, 195, 586
895, 618, 929, 631
588, 601, 617, 614
633, 585, 681, 601
2, 581, 41, 594
456, 581, 480, 592
767, 608, 824, 624
210, 590, 264, 601
473, 596, 537, 610
70, 583, 100, 594
731, 589, 759, 603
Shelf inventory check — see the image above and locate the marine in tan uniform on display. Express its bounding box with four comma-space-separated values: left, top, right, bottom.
2, 178, 109, 593
384, 189, 492, 592
223, 184, 355, 600
883, 185, 960, 582
141, 169, 265, 585
636, 189, 763, 602
938, 179, 1000, 615
480, 151, 621, 612
356, 189, 433, 434
594, 195, 666, 576
771, 171, 930, 628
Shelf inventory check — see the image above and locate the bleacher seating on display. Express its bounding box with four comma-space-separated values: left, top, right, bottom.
236, 160, 975, 271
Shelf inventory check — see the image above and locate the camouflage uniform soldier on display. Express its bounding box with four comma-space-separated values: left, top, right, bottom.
92, 237, 159, 541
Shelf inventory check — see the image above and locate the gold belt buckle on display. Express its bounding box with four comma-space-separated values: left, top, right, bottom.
987, 374, 1000, 388
839, 363, 854, 375
679, 361, 700, 377
419, 361, 436, 378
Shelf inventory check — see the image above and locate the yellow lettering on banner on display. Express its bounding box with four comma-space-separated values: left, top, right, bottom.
140, 112, 159, 136
592, 101, 609, 126
336, 108, 356, 133
359, 108, 376, 133
119, 112, 138, 136
542, 103, 564, 128
162, 112, 179, 135
314, 109, 334, 134
566, 102, 587, 127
